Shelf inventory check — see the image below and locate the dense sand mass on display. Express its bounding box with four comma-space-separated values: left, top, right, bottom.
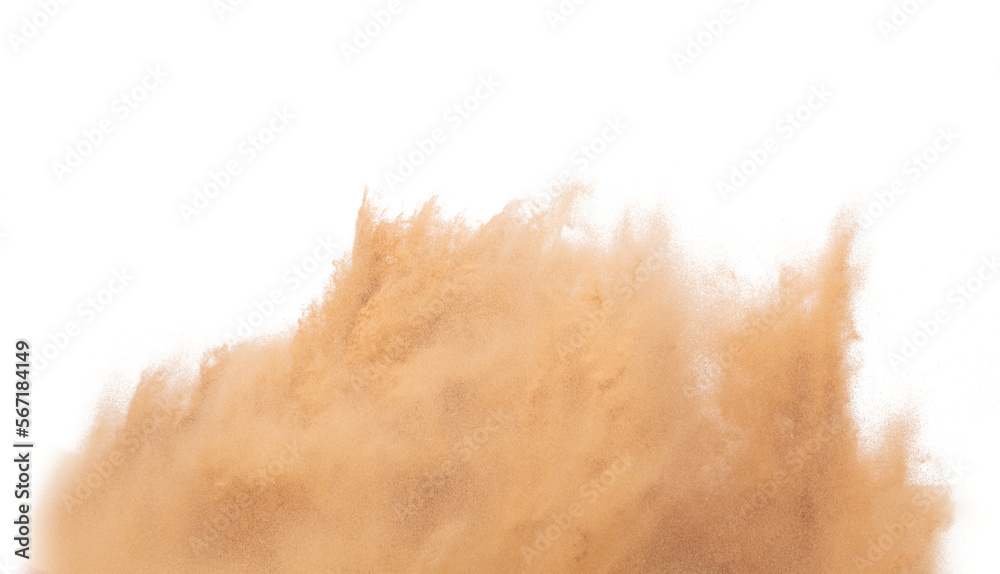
40, 187, 952, 573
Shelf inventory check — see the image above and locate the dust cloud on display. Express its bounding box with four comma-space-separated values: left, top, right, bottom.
39, 185, 952, 573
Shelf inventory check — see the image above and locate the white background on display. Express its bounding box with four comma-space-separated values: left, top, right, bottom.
1, 0, 998, 571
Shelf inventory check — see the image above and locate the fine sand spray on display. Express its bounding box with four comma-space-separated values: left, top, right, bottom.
38, 185, 953, 573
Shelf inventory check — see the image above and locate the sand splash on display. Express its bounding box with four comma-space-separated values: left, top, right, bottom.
39, 185, 952, 573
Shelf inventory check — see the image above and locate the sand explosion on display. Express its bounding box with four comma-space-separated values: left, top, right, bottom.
39, 186, 952, 573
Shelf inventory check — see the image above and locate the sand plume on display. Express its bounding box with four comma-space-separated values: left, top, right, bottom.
39, 186, 952, 573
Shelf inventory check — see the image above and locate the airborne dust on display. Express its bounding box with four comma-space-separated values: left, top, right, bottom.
39, 186, 953, 573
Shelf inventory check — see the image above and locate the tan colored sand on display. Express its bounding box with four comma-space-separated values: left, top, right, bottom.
39, 185, 952, 573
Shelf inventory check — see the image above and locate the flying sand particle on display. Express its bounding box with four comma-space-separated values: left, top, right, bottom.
39, 184, 953, 573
